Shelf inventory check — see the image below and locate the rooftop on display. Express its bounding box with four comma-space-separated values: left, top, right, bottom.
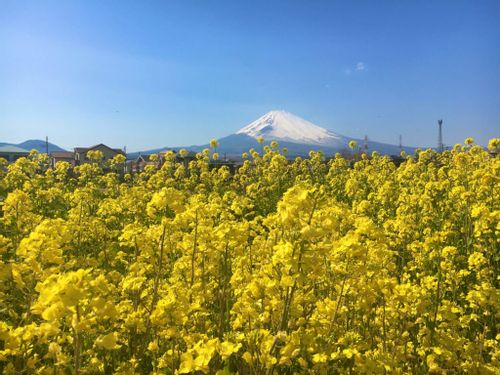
0, 145, 30, 153
50, 151, 74, 158
74, 144, 125, 154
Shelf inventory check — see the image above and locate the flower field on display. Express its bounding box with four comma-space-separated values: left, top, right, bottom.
0, 139, 498, 374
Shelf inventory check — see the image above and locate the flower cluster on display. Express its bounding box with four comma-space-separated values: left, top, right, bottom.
0, 139, 498, 374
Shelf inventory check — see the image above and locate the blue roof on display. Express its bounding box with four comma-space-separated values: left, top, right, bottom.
0, 145, 30, 153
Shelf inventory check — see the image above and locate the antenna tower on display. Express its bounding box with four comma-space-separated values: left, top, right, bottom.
437, 119, 443, 152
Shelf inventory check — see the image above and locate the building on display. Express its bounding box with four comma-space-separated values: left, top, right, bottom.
74, 144, 125, 165
0, 145, 30, 163
129, 149, 198, 173
50, 151, 75, 167
131, 154, 157, 172
131, 150, 175, 173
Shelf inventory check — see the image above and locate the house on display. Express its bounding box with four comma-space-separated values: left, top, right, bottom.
131, 151, 172, 173
209, 160, 238, 173
0, 145, 30, 163
129, 149, 198, 173
132, 154, 157, 172
50, 151, 75, 167
74, 144, 125, 165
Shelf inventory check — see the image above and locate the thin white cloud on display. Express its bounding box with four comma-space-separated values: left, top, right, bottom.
356, 62, 366, 71
344, 62, 366, 75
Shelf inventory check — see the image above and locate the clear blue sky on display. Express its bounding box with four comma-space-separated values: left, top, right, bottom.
1, 0, 499, 151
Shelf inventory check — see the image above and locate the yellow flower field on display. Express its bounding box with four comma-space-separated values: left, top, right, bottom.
0, 139, 498, 374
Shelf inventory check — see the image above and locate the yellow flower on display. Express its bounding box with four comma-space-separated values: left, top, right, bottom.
220, 341, 242, 360
1, 132, 498, 374
464, 137, 474, 145
209, 139, 219, 149
312, 353, 328, 363
148, 340, 159, 352
487, 138, 499, 152
178, 352, 194, 374
96, 332, 119, 350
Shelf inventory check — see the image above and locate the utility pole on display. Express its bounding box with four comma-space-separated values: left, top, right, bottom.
363, 135, 368, 153
45, 136, 49, 154
123, 146, 127, 174
437, 119, 443, 152
399, 135, 403, 152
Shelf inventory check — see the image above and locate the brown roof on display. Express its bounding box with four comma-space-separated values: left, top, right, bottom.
74, 144, 125, 155
50, 151, 73, 158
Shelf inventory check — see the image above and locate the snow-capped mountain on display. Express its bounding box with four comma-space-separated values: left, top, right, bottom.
130, 110, 417, 159
236, 110, 346, 146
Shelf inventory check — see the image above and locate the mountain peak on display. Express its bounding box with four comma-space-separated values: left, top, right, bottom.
236, 110, 343, 145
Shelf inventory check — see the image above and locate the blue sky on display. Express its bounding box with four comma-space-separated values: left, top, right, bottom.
1, 0, 499, 151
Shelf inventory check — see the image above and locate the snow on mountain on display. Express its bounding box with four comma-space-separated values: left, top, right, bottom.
236, 110, 345, 145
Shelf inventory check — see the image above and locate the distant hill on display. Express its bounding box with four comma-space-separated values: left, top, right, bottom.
0, 139, 66, 153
